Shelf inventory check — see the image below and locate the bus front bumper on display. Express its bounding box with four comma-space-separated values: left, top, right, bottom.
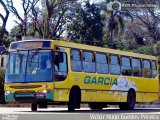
5, 91, 54, 103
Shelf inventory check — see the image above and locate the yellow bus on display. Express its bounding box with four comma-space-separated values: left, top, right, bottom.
4, 40, 159, 111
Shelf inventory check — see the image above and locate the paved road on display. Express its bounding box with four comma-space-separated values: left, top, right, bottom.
0, 107, 160, 120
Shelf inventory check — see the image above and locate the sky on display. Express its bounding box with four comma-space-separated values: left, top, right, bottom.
0, 0, 44, 32
0, 1, 21, 32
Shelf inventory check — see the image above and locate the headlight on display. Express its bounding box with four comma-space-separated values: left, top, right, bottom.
5, 91, 11, 94
38, 90, 47, 93
42, 90, 47, 93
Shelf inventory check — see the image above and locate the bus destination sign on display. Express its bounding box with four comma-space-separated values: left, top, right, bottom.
10, 41, 51, 50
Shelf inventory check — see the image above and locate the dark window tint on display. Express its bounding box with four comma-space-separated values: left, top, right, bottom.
122, 57, 130, 66
131, 58, 142, 77
83, 51, 95, 73
132, 58, 141, 68
96, 53, 108, 74
55, 52, 68, 81
71, 49, 82, 72
152, 61, 157, 70
151, 61, 157, 78
110, 55, 119, 65
109, 55, 120, 75
143, 60, 152, 78
121, 57, 132, 76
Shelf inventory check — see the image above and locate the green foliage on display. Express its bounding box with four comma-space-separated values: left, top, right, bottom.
10, 25, 21, 37
154, 42, 160, 56
3, 34, 14, 48
0, 68, 5, 83
69, 1, 104, 46
0, 68, 5, 103
132, 45, 155, 56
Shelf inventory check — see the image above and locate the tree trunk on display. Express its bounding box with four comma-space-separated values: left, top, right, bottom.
0, 0, 9, 46
110, 11, 114, 48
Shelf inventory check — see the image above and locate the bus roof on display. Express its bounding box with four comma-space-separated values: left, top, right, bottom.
53, 40, 157, 60
10, 40, 157, 60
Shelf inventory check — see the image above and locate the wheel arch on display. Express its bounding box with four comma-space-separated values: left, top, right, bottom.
69, 85, 81, 102
128, 88, 136, 100
128, 88, 136, 95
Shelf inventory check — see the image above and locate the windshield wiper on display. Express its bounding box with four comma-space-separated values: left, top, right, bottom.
29, 49, 39, 62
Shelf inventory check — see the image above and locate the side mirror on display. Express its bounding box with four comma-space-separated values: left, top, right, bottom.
58, 52, 64, 63
55, 52, 64, 63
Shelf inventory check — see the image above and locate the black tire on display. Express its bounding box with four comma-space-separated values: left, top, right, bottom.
119, 91, 136, 110
119, 103, 127, 110
31, 103, 37, 111
68, 90, 80, 111
89, 103, 103, 110
127, 91, 136, 110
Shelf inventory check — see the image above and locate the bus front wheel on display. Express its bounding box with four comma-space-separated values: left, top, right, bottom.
68, 89, 81, 111
31, 103, 37, 111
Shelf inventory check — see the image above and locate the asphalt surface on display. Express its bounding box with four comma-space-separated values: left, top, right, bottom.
0, 107, 160, 120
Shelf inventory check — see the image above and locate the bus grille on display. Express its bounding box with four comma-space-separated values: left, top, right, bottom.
10, 85, 42, 89
15, 96, 36, 101
15, 90, 35, 94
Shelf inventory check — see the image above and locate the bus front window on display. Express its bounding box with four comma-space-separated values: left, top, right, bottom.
5, 50, 53, 83
26, 50, 53, 82
5, 51, 27, 83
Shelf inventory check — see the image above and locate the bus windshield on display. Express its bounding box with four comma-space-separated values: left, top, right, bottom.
5, 50, 53, 83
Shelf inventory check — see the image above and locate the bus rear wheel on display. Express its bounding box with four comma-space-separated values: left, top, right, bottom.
31, 103, 37, 111
119, 103, 127, 110
119, 91, 136, 110
89, 103, 104, 110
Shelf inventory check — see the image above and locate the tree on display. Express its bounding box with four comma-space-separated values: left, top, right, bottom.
68, 1, 104, 46
108, 11, 133, 42
100, 0, 133, 49
131, 10, 160, 44
154, 42, 160, 56
6, 0, 39, 36
29, 0, 78, 38
0, 0, 9, 46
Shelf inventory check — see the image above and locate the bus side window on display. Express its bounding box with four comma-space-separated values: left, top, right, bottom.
83, 51, 96, 73
151, 61, 157, 78
109, 55, 121, 75
55, 52, 68, 81
121, 56, 132, 76
131, 58, 142, 77
95, 53, 108, 74
71, 49, 82, 72
143, 60, 152, 78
